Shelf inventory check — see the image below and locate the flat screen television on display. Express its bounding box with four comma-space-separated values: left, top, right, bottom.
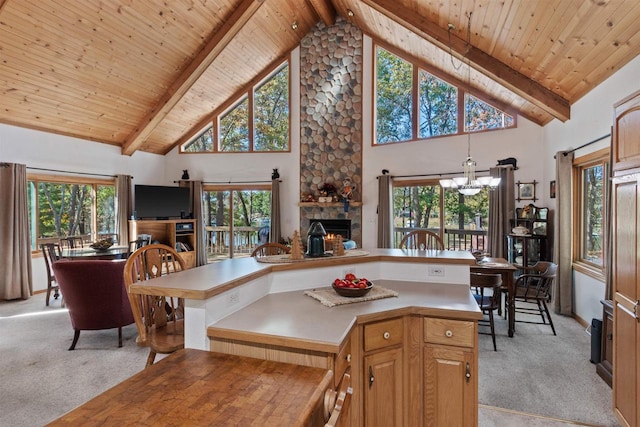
134, 185, 191, 220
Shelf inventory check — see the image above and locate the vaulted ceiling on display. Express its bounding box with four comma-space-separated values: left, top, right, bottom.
1, 0, 639, 155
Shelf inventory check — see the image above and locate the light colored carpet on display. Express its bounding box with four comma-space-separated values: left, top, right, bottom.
0, 294, 621, 426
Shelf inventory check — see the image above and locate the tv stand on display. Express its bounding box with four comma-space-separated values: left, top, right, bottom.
128, 219, 197, 268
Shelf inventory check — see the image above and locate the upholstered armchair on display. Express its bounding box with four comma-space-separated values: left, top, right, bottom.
52, 260, 135, 350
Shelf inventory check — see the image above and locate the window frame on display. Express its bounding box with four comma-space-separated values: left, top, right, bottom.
572, 148, 609, 281
179, 57, 291, 154
372, 41, 517, 146
28, 173, 116, 255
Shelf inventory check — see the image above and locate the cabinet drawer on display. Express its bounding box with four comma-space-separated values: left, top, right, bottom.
424, 318, 475, 348
364, 318, 403, 352
334, 335, 352, 388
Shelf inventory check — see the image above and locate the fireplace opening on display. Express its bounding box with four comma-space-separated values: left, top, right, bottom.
311, 219, 351, 240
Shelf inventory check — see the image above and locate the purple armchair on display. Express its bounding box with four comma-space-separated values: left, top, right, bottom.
52, 260, 135, 350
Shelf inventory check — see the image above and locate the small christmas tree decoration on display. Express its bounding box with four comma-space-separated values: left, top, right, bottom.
290, 230, 304, 260
333, 235, 345, 256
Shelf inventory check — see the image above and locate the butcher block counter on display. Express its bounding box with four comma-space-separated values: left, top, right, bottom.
47, 349, 334, 426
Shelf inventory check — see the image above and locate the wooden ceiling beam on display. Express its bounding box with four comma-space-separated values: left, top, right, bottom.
306, 0, 336, 26
121, 0, 266, 156
359, 0, 571, 122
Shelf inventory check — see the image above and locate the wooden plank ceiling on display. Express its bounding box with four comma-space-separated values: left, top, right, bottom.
1, 0, 639, 155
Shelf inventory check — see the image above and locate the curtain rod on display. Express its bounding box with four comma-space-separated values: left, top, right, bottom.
26, 166, 129, 179
556, 133, 611, 158
175, 179, 277, 184
379, 169, 492, 179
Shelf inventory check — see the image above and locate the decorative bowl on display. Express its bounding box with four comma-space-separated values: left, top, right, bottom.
332, 281, 373, 298
90, 240, 114, 251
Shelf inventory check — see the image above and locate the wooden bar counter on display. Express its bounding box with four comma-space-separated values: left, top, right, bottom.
47, 349, 333, 426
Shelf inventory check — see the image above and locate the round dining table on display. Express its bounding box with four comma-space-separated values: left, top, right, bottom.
60, 245, 130, 260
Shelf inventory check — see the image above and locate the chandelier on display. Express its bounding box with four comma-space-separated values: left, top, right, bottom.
438, 12, 500, 196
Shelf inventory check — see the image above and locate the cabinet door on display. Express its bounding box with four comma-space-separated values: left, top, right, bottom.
364, 348, 403, 427
612, 177, 639, 427
613, 90, 640, 172
424, 345, 476, 427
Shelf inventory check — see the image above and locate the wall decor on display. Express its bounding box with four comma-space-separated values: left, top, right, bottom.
516, 180, 537, 202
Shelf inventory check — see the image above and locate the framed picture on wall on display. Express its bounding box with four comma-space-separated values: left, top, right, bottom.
516, 181, 537, 201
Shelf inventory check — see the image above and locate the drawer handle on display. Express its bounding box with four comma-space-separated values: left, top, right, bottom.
445, 330, 453, 338
383, 331, 390, 340
346, 354, 351, 363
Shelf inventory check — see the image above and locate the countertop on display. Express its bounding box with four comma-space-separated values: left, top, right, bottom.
207, 279, 482, 354
129, 248, 476, 300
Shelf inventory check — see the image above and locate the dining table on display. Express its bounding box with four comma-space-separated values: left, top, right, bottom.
60, 245, 130, 260
471, 257, 518, 337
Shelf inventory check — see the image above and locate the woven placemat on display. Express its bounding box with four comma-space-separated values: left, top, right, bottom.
256, 249, 369, 264
304, 285, 399, 307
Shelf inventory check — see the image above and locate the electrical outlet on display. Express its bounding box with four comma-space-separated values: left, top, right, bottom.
428, 265, 445, 277
226, 291, 240, 306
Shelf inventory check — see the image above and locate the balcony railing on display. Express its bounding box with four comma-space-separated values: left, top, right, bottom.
394, 227, 488, 252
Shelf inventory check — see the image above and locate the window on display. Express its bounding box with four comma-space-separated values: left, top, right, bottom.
574, 149, 609, 273
28, 175, 116, 251
374, 46, 515, 145
180, 61, 290, 153
392, 180, 490, 250
203, 185, 271, 259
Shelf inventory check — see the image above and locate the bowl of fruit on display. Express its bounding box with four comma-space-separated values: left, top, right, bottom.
332, 273, 373, 297
90, 239, 114, 251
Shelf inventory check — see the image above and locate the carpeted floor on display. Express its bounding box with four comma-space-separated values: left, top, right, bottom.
0, 293, 621, 426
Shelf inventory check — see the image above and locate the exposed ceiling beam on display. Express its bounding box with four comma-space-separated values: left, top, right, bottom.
306, 0, 336, 26
359, 0, 571, 122
121, 0, 266, 156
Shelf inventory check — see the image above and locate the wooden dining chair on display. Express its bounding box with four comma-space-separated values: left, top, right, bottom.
508, 262, 557, 335
124, 243, 186, 367
470, 272, 502, 351
40, 243, 62, 306
128, 236, 151, 255
251, 242, 291, 257
399, 230, 445, 250
59, 236, 84, 249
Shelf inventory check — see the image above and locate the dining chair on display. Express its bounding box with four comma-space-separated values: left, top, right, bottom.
508, 262, 557, 335
250, 242, 291, 257
124, 243, 186, 367
128, 236, 151, 255
52, 259, 135, 350
399, 230, 445, 250
59, 236, 84, 249
40, 243, 62, 306
470, 272, 502, 351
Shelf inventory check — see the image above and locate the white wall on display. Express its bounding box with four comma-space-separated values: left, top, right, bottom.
0, 123, 166, 292
543, 54, 640, 323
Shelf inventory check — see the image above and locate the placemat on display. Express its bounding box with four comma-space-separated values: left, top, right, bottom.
256, 249, 369, 264
304, 285, 399, 307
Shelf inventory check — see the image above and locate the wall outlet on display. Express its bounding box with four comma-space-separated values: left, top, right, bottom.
226, 291, 240, 306
428, 265, 445, 276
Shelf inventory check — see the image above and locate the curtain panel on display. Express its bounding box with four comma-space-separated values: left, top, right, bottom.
115, 174, 133, 246
488, 166, 514, 259
377, 174, 393, 248
554, 151, 574, 315
270, 179, 282, 244
0, 163, 33, 300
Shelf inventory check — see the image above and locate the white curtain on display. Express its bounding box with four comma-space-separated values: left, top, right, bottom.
377, 174, 393, 248
554, 151, 574, 315
0, 163, 33, 300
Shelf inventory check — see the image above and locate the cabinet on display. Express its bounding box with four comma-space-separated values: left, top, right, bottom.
596, 299, 613, 387
423, 318, 477, 426
507, 204, 550, 268
611, 90, 640, 427
129, 219, 197, 268
362, 317, 404, 427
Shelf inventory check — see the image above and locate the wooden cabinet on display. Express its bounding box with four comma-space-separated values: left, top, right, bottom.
611, 90, 640, 427
129, 219, 197, 268
424, 318, 477, 426
362, 317, 404, 427
507, 204, 551, 269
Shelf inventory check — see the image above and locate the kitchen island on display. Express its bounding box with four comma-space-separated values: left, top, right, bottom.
129, 248, 482, 426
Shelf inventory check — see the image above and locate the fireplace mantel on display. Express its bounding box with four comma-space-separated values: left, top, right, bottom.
299, 202, 362, 207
